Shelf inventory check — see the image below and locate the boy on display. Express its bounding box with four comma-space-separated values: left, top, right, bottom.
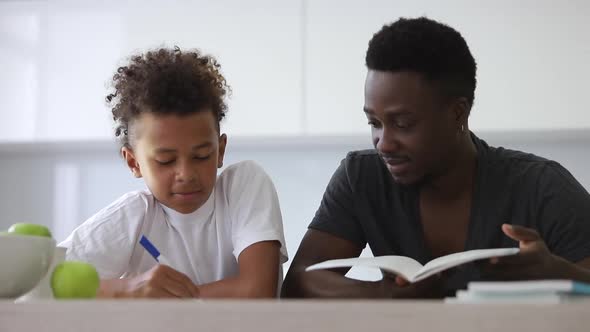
61, 47, 288, 298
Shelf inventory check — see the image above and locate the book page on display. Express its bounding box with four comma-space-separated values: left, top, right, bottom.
306, 256, 423, 281
411, 248, 519, 282
447, 290, 576, 304
467, 280, 590, 294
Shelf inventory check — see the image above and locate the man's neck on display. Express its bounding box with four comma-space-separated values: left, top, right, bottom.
421, 134, 478, 201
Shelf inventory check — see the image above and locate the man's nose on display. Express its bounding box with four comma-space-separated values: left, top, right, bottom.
375, 127, 401, 155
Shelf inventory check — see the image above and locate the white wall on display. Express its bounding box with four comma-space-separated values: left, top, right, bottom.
305, 0, 590, 134
1, 0, 304, 140
1, 0, 590, 141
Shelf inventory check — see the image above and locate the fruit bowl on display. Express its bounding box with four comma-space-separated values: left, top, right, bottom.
0, 234, 56, 298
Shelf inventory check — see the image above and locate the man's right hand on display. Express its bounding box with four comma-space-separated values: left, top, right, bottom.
381, 273, 445, 299
101, 265, 200, 298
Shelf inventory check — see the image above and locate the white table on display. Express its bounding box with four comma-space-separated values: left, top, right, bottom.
1, 300, 589, 331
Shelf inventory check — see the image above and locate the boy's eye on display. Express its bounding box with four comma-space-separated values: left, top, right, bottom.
194, 154, 211, 161
155, 159, 175, 165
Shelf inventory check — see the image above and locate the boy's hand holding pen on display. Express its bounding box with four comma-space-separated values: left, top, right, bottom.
117, 235, 200, 298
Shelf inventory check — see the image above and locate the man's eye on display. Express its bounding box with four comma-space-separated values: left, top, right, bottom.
156, 159, 175, 165
367, 120, 380, 128
395, 120, 415, 129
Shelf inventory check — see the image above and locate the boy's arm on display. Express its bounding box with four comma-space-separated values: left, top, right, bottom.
197, 241, 280, 298
98, 279, 127, 297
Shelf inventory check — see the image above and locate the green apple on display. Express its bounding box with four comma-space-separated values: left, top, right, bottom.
7, 223, 52, 238
51, 261, 100, 299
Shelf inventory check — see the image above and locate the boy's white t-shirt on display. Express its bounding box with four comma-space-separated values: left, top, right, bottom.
59, 160, 288, 285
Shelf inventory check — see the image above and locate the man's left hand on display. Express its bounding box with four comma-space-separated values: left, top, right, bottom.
478, 224, 568, 280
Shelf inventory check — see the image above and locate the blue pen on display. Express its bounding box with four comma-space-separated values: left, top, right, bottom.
139, 235, 172, 266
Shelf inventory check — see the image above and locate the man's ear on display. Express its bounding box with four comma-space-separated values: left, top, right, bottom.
217, 134, 227, 168
452, 97, 471, 129
121, 146, 142, 178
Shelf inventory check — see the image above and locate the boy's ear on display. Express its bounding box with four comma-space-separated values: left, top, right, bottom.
217, 134, 227, 168
121, 146, 142, 178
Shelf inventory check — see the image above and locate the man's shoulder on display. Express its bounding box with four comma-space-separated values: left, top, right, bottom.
336, 149, 392, 192
488, 144, 550, 164
345, 149, 380, 159
342, 149, 383, 170
480, 140, 577, 191
485, 144, 558, 176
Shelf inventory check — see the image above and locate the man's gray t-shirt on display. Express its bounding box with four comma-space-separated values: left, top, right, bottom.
309, 134, 590, 293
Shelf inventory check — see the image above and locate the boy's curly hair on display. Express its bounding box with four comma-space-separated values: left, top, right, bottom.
106, 46, 229, 148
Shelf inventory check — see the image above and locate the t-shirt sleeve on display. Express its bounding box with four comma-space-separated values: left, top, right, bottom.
308, 157, 366, 247
226, 161, 288, 263
58, 193, 146, 279
535, 162, 590, 263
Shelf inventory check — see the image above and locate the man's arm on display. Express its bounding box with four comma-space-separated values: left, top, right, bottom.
281, 230, 445, 298
481, 163, 590, 282
566, 257, 590, 282
281, 229, 391, 298
575, 258, 590, 269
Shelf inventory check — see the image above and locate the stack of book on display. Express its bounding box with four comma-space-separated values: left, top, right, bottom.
445, 280, 590, 304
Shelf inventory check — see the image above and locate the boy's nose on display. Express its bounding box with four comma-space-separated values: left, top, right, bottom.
176, 163, 197, 183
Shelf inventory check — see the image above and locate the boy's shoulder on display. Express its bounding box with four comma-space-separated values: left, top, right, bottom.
85, 189, 155, 226
99, 189, 155, 215
218, 160, 269, 183
220, 160, 265, 175
61, 189, 155, 248
216, 160, 275, 195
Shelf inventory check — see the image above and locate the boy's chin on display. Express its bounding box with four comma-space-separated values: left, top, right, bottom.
170, 202, 204, 214
159, 196, 205, 214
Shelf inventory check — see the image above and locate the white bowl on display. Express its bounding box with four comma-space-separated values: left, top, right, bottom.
0, 234, 56, 298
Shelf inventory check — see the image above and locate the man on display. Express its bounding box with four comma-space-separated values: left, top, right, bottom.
282, 17, 590, 298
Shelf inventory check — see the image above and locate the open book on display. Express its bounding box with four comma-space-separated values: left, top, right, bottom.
305, 247, 519, 283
